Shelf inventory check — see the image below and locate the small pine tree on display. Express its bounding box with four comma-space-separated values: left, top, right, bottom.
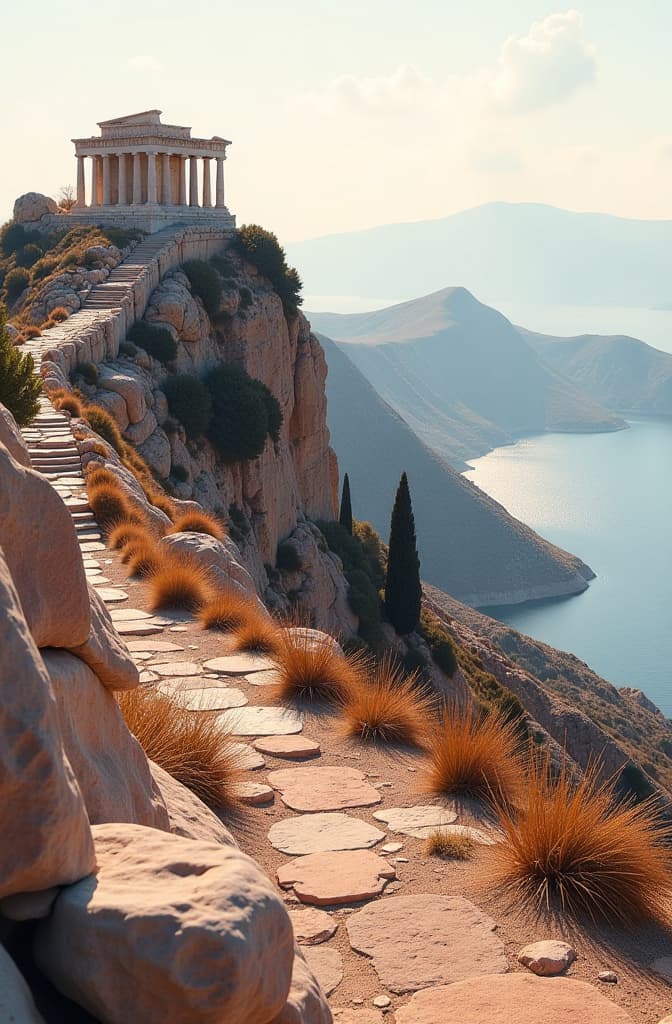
384, 472, 422, 635
339, 473, 353, 535
0, 305, 41, 426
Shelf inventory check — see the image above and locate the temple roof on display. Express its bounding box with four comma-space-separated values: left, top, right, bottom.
98, 110, 165, 128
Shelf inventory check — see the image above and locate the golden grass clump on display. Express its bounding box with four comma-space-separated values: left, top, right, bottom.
233, 613, 284, 655
171, 510, 226, 540
117, 686, 244, 810
88, 482, 135, 531
126, 540, 167, 578
108, 522, 150, 551
426, 829, 474, 860
490, 757, 672, 925
199, 588, 260, 632
49, 306, 69, 322
146, 489, 175, 521
148, 557, 213, 612
425, 703, 526, 806
273, 629, 360, 704
341, 653, 435, 748
55, 394, 83, 417
86, 467, 121, 490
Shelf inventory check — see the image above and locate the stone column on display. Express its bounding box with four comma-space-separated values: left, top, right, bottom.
132, 153, 142, 204
118, 154, 128, 206
178, 156, 187, 206
189, 156, 199, 207
215, 157, 225, 208
202, 157, 212, 207
76, 156, 86, 208
90, 157, 101, 207
162, 153, 172, 204
102, 155, 112, 205
147, 152, 158, 205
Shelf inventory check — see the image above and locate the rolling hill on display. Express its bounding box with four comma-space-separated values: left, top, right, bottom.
320, 333, 594, 607
311, 287, 624, 469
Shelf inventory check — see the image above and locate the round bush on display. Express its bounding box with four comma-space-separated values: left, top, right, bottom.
4, 267, 30, 304
182, 260, 222, 318
128, 321, 177, 365
276, 542, 302, 573
163, 374, 212, 440
205, 364, 270, 462
15, 243, 43, 269
257, 380, 282, 442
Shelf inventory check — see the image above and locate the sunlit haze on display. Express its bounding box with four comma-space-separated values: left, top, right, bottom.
4, 0, 672, 241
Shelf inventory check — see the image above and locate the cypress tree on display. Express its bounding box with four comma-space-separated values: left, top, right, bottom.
384, 471, 421, 635
339, 472, 353, 535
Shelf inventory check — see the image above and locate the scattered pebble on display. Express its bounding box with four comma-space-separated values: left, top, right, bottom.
373, 996, 391, 1008
598, 971, 618, 984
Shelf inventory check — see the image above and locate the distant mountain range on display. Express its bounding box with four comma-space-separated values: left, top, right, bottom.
311, 287, 625, 470
289, 202, 672, 308
320, 333, 593, 608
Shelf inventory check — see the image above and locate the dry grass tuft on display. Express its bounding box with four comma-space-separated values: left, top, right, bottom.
148, 557, 213, 613
273, 629, 360, 705
425, 703, 526, 807
233, 613, 284, 655
490, 757, 672, 925
55, 394, 83, 417
149, 491, 176, 520
199, 588, 259, 632
86, 467, 122, 490
107, 522, 150, 551
126, 540, 167, 578
171, 510, 226, 540
88, 483, 134, 531
341, 653, 435, 747
117, 685, 245, 809
426, 829, 474, 860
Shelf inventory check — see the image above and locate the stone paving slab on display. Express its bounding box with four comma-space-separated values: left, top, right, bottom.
267, 766, 381, 812
228, 743, 265, 770
278, 850, 396, 906
115, 622, 165, 637
269, 813, 385, 856
110, 608, 153, 621
152, 661, 201, 678
96, 588, 129, 603
346, 895, 507, 994
126, 640, 185, 654
203, 654, 277, 675
302, 946, 343, 997
372, 806, 458, 838
290, 908, 337, 946
217, 706, 304, 736
393, 975, 636, 1023
236, 781, 274, 806
161, 686, 248, 712
253, 736, 320, 759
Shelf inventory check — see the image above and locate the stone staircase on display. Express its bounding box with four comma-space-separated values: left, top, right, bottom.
83, 229, 179, 310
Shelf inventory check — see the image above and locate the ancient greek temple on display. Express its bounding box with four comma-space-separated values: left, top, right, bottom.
70, 110, 235, 232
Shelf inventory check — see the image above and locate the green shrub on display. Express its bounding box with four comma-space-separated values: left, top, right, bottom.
0, 305, 41, 425
128, 321, 178, 365
257, 379, 282, 442
15, 243, 43, 269
205, 363, 278, 462
347, 568, 382, 634
0, 222, 36, 256
316, 519, 386, 639
277, 541, 302, 573
420, 610, 458, 677
101, 227, 144, 249
4, 267, 30, 304
228, 503, 250, 545
119, 340, 138, 357
163, 374, 212, 440
233, 225, 303, 316
210, 253, 237, 278
31, 255, 58, 281
172, 464, 188, 483
78, 361, 99, 386
182, 260, 222, 318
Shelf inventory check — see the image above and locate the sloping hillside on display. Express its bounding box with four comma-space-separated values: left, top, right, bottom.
312, 287, 624, 469
288, 201, 672, 308
524, 330, 672, 414
320, 333, 594, 607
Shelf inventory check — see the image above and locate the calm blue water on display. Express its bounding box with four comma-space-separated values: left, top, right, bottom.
463, 419, 672, 716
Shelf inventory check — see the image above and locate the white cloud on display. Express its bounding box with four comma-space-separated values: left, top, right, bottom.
127, 55, 162, 73
302, 63, 433, 115
491, 10, 596, 113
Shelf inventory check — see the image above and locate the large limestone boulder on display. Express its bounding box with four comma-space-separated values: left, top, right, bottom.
273, 946, 333, 1024
162, 531, 260, 601
149, 760, 237, 847
43, 649, 168, 829
35, 823, 296, 1024
0, 403, 31, 467
0, 546, 95, 902
13, 191, 57, 223
0, 946, 47, 1023
137, 426, 172, 478
0, 443, 90, 648
71, 585, 140, 691
144, 271, 209, 343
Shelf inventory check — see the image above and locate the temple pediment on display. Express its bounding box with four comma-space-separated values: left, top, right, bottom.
98, 110, 163, 128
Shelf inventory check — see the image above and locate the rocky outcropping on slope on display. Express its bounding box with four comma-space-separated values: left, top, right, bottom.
0, 404, 329, 1023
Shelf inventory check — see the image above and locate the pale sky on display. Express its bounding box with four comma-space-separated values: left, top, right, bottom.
3, 1, 671, 241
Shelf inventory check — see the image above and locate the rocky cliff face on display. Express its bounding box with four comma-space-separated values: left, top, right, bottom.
81, 257, 353, 634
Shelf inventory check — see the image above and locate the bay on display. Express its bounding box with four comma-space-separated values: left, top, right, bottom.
463, 419, 672, 715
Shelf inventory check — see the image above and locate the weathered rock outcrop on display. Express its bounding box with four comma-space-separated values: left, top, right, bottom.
0, 404, 31, 466
13, 191, 58, 223
35, 824, 297, 1024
